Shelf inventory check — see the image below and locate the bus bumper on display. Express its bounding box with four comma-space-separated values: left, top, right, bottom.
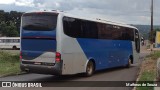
20, 61, 63, 75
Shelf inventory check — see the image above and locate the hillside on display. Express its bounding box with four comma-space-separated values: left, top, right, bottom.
132, 25, 160, 39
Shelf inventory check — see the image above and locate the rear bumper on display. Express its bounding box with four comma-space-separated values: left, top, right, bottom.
20, 61, 63, 75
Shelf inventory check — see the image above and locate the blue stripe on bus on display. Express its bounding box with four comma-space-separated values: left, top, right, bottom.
21, 39, 56, 60
21, 29, 56, 60
76, 38, 133, 70
21, 30, 56, 38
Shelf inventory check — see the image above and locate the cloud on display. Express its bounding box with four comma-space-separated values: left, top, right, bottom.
15, 0, 35, 7
0, 4, 35, 12
0, 0, 160, 25
0, 0, 15, 4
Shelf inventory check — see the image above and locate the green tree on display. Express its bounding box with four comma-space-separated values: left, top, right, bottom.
0, 21, 7, 36
0, 10, 5, 21
0, 10, 23, 37
0, 21, 18, 37
6, 21, 18, 37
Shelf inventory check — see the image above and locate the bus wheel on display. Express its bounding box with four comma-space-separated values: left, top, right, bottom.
85, 61, 94, 77
126, 58, 132, 68
12, 46, 17, 50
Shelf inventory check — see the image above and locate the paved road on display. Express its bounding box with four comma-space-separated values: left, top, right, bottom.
0, 48, 150, 90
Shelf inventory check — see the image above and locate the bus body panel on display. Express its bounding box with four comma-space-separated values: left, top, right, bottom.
21, 39, 56, 62
0, 43, 20, 49
20, 33, 58, 74
20, 12, 59, 74
56, 14, 88, 74
77, 39, 133, 70
132, 29, 140, 64
132, 42, 139, 64
60, 37, 87, 74
21, 30, 56, 62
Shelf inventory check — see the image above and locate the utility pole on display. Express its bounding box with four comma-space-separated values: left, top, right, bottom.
151, 0, 154, 51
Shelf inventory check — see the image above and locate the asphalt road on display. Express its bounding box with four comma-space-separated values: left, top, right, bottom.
0, 48, 150, 90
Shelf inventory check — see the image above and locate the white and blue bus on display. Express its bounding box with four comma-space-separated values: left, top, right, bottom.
20, 11, 140, 76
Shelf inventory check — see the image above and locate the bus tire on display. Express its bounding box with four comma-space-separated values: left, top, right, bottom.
12, 46, 17, 50
126, 58, 132, 68
85, 61, 94, 77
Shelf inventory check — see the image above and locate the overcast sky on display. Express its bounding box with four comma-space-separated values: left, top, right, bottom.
0, 0, 160, 25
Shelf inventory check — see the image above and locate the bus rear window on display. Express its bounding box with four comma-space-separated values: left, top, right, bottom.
22, 13, 58, 31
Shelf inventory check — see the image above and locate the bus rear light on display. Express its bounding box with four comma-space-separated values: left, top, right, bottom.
20, 51, 22, 60
56, 52, 61, 63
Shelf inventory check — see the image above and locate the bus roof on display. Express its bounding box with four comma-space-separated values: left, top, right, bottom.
62, 13, 137, 29
24, 10, 138, 30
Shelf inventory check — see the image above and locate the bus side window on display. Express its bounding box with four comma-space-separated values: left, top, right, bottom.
135, 30, 140, 53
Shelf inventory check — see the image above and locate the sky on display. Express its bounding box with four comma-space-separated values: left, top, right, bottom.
0, 0, 160, 25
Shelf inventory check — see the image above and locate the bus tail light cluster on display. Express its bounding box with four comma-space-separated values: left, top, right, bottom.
56, 52, 61, 63
20, 51, 22, 60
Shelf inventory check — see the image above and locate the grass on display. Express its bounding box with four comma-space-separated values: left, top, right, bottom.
139, 71, 155, 81
136, 51, 159, 90
0, 51, 21, 76
137, 71, 155, 90
146, 51, 160, 60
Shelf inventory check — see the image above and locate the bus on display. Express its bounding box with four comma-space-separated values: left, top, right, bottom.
20, 11, 140, 76
0, 37, 20, 50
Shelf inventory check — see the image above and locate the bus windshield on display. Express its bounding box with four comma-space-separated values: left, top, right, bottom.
22, 13, 58, 31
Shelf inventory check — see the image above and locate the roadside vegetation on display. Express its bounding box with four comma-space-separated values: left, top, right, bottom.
137, 51, 160, 90
0, 51, 20, 76
0, 10, 23, 37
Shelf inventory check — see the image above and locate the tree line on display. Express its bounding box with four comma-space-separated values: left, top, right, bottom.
0, 10, 23, 37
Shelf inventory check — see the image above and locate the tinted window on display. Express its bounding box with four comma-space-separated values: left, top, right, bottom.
63, 17, 98, 39
63, 17, 81, 38
98, 23, 112, 39
22, 13, 58, 31
0, 39, 20, 43
82, 21, 98, 38
12, 39, 20, 43
63, 16, 134, 41
119, 27, 134, 41
98, 24, 134, 41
